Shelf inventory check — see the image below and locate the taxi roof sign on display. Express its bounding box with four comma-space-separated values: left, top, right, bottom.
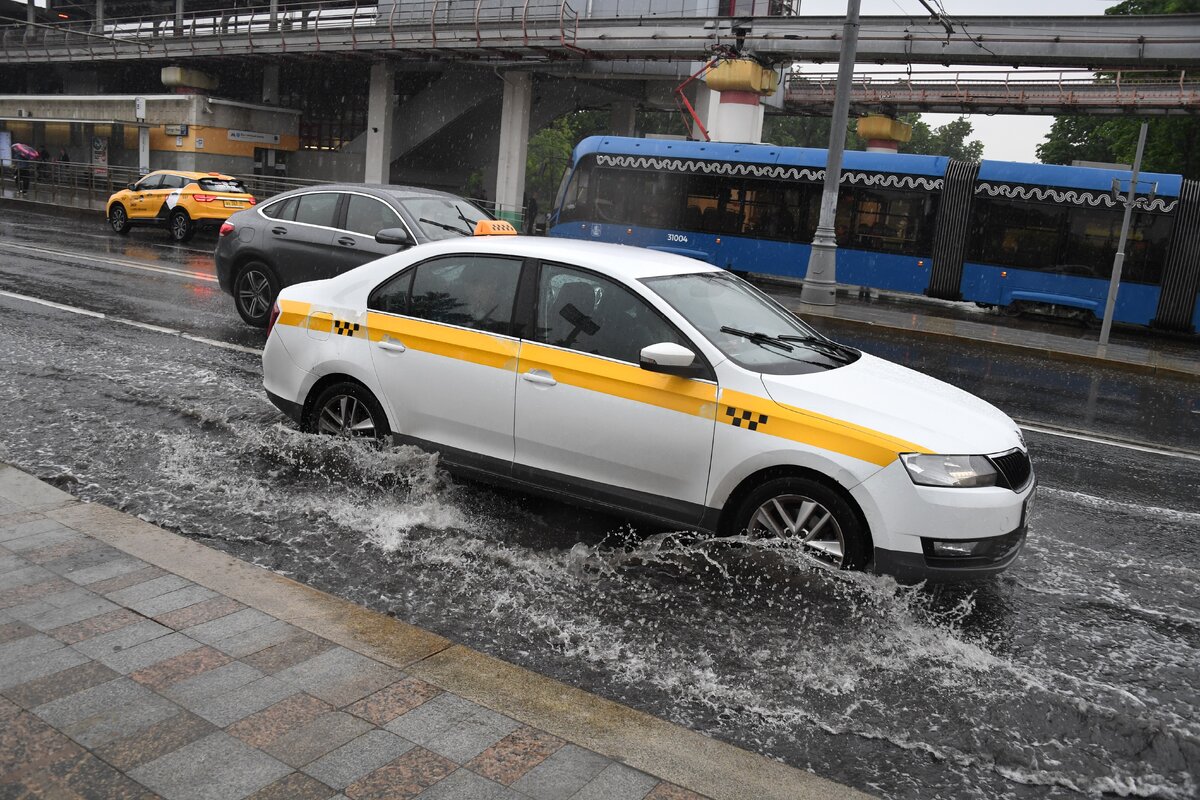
474, 219, 518, 236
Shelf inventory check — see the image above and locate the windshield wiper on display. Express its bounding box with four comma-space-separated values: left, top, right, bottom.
719, 326, 794, 352
419, 217, 471, 236
778, 334, 856, 362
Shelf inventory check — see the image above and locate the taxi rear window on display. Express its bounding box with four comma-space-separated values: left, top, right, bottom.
198, 178, 247, 194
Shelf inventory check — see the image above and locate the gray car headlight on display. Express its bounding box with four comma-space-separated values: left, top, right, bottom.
900, 453, 999, 488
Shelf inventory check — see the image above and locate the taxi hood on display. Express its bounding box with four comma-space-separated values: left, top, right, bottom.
759, 352, 1023, 456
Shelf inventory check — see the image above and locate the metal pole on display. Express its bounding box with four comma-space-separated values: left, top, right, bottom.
1098, 121, 1148, 347
799, 0, 861, 306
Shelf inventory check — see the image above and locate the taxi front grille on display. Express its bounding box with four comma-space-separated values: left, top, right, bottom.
990, 449, 1032, 491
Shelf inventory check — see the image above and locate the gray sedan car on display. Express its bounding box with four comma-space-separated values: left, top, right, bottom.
216, 184, 491, 326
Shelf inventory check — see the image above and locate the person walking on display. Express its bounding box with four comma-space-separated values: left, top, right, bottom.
524, 194, 539, 235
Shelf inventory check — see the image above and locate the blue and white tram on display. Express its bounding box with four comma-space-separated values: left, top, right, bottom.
549, 136, 1200, 332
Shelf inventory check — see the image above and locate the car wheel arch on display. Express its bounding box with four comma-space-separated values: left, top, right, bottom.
714, 461, 872, 547
301, 372, 392, 436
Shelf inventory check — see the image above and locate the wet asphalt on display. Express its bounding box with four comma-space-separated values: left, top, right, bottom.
0, 204, 1197, 800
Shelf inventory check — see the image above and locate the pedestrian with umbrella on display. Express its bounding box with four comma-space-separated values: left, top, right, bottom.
11, 142, 38, 195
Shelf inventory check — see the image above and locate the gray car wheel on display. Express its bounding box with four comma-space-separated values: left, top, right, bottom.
233, 261, 279, 327
304, 382, 390, 442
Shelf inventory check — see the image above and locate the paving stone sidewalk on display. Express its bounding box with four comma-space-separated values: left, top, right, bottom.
0, 488, 708, 800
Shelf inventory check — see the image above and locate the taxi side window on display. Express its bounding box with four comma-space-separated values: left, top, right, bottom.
294, 193, 340, 227
535, 263, 686, 364
368, 268, 413, 316
135, 175, 163, 191
160, 175, 189, 190
407, 256, 522, 335
344, 195, 402, 236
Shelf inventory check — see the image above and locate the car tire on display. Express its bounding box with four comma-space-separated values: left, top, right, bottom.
233, 261, 280, 328
169, 209, 195, 243
108, 204, 131, 235
304, 382, 390, 442
729, 475, 869, 570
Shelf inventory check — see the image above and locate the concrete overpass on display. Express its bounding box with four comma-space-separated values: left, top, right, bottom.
784, 69, 1200, 116
4, 5, 1200, 67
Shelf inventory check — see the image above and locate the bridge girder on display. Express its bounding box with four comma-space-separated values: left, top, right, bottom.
3, 13, 1200, 68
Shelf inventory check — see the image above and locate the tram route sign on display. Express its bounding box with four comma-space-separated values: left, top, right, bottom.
164, 124, 188, 136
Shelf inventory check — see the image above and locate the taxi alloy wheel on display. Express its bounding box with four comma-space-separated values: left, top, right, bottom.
109, 204, 130, 235
234, 262, 278, 327
305, 382, 390, 443
734, 476, 868, 569
169, 210, 195, 243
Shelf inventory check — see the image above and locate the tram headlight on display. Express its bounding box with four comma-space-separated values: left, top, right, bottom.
900, 454, 999, 488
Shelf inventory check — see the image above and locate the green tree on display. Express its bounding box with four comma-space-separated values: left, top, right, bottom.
1036, 0, 1200, 178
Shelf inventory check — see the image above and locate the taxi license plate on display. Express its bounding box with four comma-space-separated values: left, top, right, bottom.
223, 201, 246, 208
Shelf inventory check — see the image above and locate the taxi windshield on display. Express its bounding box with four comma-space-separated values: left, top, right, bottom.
401, 197, 488, 241
642, 271, 859, 375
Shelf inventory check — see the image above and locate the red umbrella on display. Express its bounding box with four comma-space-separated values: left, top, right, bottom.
11, 143, 40, 160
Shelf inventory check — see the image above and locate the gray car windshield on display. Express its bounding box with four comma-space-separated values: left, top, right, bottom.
400, 197, 488, 241
642, 271, 859, 375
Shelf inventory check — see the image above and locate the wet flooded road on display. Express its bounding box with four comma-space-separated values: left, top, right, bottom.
1, 211, 1198, 799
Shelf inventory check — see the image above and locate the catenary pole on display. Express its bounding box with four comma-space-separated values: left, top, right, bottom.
799, 0, 862, 306
1098, 121, 1148, 347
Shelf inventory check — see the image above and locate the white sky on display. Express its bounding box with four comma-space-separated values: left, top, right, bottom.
795, 0, 1117, 161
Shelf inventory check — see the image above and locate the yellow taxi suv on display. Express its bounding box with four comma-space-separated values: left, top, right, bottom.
106, 170, 256, 242
261, 234, 1035, 582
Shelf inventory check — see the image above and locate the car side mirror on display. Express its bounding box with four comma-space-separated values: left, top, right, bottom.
640, 342, 706, 379
375, 227, 414, 247
127, 183, 137, 190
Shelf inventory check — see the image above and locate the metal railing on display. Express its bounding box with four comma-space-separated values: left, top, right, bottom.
0, 160, 325, 210
784, 68, 1200, 114
0, 159, 511, 221
0, 0, 588, 61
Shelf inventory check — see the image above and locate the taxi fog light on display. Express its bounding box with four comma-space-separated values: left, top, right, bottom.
900, 453, 998, 488
929, 539, 984, 558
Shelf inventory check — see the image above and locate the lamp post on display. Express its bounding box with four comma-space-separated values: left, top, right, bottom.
799, 0, 862, 306
1098, 121, 1149, 347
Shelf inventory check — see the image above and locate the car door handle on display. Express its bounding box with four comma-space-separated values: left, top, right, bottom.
376, 336, 405, 353
271, 226, 288, 236
522, 369, 556, 386
336, 236, 356, 247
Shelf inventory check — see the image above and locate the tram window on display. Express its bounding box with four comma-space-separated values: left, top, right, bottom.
741, 179, 821, 242
970, 198, 1067, 271
587, 168, 682, 229
841, 187, 936, 256
685, 175, 743, 234
1061, 208, 1173, 285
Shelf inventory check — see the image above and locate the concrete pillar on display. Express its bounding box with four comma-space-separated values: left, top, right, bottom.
138, 127, 150, 175
269, 0, 279, 31
26, 0, 34, 33
174, 0, 184, 36
690, 82, 720, 141
262, 64, 280, 105
493, 71, 532, 225
609, 100, 637, 137
364, 61, 395, 185
94, 0, 104, 31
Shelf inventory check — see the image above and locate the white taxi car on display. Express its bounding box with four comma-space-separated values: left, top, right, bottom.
262, 231, 1035, 582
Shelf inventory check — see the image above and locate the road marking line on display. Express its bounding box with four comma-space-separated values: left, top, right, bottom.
0, 240, 217, 283
2, 288, 1196, 464
0, 289, 260, 355
1016, 420, 1200, 462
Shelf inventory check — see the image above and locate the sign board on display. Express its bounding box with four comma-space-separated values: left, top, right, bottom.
91, 136, 108, 177
0, 130, 10, 167
164, 124, 188, 136
135, 97, 146, 120
195, 138, 205, 149
228, 129, 281, 145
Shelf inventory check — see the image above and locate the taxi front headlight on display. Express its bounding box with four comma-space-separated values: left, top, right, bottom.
900, 453, 999, 488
